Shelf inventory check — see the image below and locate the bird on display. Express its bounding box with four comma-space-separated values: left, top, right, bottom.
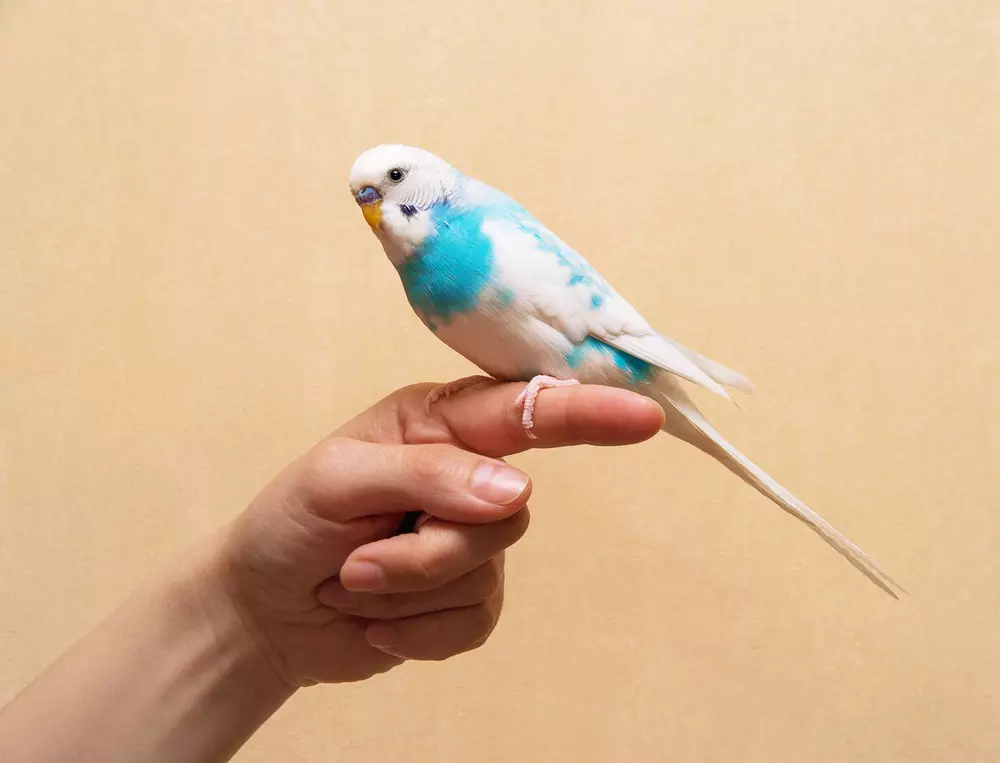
347, 143, 902, 598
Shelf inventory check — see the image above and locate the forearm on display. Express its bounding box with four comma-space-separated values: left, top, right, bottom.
0, 537, 296, 763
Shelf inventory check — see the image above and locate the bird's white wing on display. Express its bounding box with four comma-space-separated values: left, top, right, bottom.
663, 337, 755, 394
482, 211, 744, 397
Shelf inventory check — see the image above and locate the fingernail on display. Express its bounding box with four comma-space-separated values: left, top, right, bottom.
470, 463, 529, 505
366, 623, 396, 649
340, 561, 387, 592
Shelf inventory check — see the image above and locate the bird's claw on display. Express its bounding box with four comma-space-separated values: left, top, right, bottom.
423, 375, 496, 415
514, 375, 581, 439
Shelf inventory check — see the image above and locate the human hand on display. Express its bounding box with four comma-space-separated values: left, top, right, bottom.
198, 380, 664, 687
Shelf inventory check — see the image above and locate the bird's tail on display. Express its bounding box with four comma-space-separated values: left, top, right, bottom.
645, 376, 903, 598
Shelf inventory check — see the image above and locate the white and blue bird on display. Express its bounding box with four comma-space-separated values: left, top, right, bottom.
348, 144, 901, 597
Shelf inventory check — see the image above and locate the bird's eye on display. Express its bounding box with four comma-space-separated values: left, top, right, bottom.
387, 168, 405, 183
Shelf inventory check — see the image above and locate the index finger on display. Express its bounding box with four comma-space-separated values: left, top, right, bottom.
426, 381, 665, 458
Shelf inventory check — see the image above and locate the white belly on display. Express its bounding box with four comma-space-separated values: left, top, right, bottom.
429, 308, 643, 389
430, 309, 561, 381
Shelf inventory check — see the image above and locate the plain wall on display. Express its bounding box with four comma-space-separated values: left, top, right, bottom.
2, 2, 997, 761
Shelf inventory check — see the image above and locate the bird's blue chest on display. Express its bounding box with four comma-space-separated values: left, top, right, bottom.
398, 204, 495, 329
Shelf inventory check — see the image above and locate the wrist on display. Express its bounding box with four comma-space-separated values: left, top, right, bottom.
127, 533, 299, 761
171, 531, 300, 698
0, 531, 297, 763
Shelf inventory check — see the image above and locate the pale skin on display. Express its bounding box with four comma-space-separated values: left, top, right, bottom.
0, 380, 664, 763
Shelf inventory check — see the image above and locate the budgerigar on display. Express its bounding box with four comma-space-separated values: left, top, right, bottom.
348, 144, 901, 597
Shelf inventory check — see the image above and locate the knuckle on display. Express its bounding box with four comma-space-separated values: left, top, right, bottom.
406, 552, 439, 588
426, 605, 497, 661
295, 437, 355, 505
313, 435, 358, 464
465, 602, 499, 645
471, 559, 504, 600
386, 384, 435, 422
407, 603, 500, 661
409, 623, 457, 662
302, 436, 355, 477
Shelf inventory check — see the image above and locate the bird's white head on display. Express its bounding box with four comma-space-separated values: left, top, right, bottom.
348, 145, 458, 261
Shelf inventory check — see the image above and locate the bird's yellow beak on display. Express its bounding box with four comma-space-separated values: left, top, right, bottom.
355, 186, 383, 230
360, 199, 382, 230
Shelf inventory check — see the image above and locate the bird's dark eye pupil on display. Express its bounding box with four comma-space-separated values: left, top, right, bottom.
388, 168, 404, 182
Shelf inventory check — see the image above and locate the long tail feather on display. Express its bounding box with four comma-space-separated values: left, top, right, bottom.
646, 377, 903, 598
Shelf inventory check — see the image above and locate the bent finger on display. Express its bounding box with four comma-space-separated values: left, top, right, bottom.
364, 591, 504, 661
317, 556, 504, 619
337, 510, 527, 593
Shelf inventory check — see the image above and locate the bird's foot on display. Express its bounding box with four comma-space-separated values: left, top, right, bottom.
423, 375, 496, 415
514, 375, 581, 439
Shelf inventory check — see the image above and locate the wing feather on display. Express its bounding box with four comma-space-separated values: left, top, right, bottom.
482, 210, 733, 397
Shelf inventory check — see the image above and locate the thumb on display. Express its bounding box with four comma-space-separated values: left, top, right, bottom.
289, 438, 531, 524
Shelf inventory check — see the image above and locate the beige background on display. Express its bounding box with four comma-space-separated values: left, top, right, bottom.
2, 1, 998, 760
